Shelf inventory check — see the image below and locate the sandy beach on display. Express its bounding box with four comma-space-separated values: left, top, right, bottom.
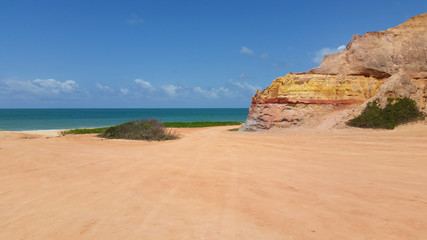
0, 124, 426, 240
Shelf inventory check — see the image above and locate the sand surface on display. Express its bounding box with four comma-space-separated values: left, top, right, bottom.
0, 124, 426, 239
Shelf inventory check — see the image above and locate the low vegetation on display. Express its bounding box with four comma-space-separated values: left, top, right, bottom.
61, 127, 109, 135
61, 121, 243, 138
163, 121, 242, 128
347, 97, 425, 129
98, 119, 178, 141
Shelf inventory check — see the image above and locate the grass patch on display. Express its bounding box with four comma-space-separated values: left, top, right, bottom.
163, 121, 243, 128
61, 121, 243, 136
347, 97, 425, 129
61, 127, 109, 135
227, 128, 240, 131
98, 119, 178, 141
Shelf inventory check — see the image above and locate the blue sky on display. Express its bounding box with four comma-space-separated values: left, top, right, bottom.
0, 0, 426, 108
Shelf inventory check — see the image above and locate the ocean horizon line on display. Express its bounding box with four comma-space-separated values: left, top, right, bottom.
0, 107, 249, 110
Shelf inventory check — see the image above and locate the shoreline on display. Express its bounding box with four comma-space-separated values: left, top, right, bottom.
0, 121, 244, 133
0, 129, 63, 137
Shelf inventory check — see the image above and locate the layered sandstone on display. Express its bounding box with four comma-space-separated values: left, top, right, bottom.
242, 13, 427, 131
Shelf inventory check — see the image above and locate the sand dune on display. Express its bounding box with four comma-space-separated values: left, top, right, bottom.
0, 124, 426, 239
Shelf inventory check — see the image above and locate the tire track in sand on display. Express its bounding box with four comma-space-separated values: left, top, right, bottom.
136, 128, 212, 235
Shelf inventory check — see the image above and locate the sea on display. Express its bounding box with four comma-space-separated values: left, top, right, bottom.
0, 108, 249, 131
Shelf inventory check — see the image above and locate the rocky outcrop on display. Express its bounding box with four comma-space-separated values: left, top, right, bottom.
242, 13, 427, 131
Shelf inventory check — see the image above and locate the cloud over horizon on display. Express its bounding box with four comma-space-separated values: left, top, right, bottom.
162, 84, 182, 97
135, 78, 155, 91
0, 75, 262, 107
193, 86, 231, 99
1, 78, 83, 96
230, 80, 261, 93
96, 83, 114, 93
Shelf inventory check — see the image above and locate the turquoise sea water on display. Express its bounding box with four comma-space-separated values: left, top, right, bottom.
0, 108, 249, 131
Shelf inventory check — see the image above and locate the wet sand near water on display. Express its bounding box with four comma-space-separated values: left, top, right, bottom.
0, 124, 426, 239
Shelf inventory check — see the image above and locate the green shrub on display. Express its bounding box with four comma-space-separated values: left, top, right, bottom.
98, 119, 178, 141
347, 97, 425, 129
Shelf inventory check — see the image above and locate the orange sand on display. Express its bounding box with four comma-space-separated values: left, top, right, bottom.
0, 124, 426, 239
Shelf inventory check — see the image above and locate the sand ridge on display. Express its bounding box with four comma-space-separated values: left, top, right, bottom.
0, 124, 426, 239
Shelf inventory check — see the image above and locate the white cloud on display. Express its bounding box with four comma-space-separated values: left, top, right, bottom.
2, 78, 81, 95
60, 80, 78, 93
162, 84, 181, 97
230, 81, 261, 92
193, 86, 231, 98
127, 13, 144, 25
240, 46, 254, 55
135, 78, 154, 91
312, 45, 346, 64
337, 45, 346, 51
96, 83, 114, 93
120, 88, 129, 95
260, 53, 269, 59
193, 87, 218, 98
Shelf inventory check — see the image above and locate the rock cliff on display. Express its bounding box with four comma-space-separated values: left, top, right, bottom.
242, 13, 427, 131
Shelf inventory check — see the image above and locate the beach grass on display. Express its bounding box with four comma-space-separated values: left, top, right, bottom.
61, 121, 243, 135
61, 127, 109, 135
163, 121, 242, 128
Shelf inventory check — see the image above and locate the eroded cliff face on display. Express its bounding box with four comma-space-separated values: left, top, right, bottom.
244, 73, 387, 130
242, 13, 427, 131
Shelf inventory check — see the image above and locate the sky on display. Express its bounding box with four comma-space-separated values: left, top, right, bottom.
0, 0, 426, 108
